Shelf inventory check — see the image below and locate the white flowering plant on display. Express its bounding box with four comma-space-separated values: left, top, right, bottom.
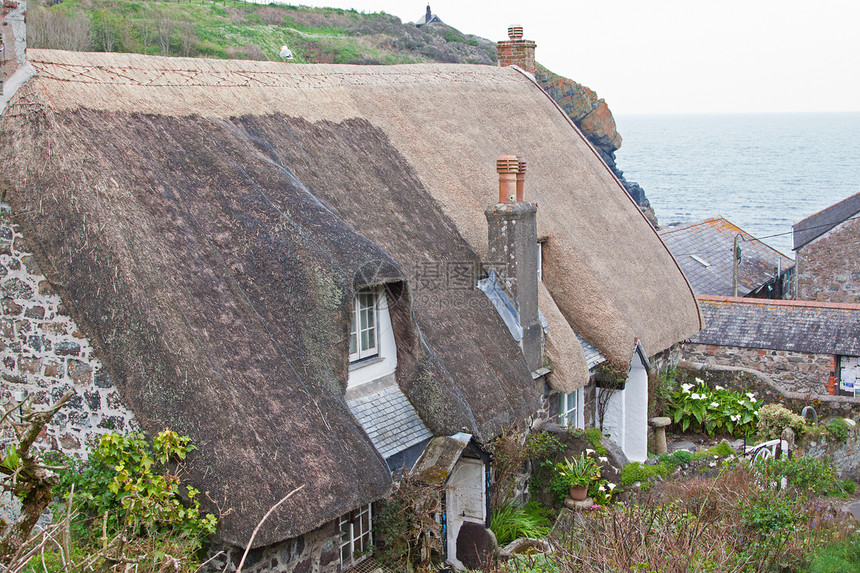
667, 379, 761, 436
590, 479, 618, 507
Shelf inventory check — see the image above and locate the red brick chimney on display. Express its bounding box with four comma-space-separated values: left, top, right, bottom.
486, 156, 542, 371
496, 25, 536, 74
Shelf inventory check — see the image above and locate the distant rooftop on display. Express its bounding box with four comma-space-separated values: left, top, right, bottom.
414, 5, 442, 27
659, 217, 794, 297
793, 191, 860, 250
689, 295, 860, 356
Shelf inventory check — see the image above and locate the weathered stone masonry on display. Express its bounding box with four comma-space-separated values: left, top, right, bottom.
682, 342, 835, 396
0, 209, 137, 457
211, 521, 341, 573
796, 217, 860, 304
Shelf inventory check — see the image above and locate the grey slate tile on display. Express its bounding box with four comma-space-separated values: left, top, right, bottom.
690, 296, 860, 355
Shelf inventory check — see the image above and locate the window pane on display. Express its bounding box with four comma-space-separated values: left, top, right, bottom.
560, 391, 578, 426
351, 290, 379, 360
349, 299, 358, 356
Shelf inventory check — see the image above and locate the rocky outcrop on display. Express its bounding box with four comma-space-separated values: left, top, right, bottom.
535, 67, 656, 226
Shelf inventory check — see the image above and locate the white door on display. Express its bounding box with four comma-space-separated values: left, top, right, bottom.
445, 457, 486, 570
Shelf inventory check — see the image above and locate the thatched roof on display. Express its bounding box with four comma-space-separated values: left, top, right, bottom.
1, 49, 701, 546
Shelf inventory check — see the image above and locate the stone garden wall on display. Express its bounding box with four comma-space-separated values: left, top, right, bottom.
799, 431, 860, 482
681, 342, 835, 395
677, 360, 860, 419
0, 209, 137, 458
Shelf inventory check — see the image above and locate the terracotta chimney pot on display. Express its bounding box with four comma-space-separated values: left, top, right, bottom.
516, 157, 527, 202
496, 154, 519, 203
508, 26, 524, 40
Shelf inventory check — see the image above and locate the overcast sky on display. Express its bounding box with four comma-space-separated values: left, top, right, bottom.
282, 0, 860, 115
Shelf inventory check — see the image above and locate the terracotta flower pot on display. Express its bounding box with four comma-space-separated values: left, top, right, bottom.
569, 485, 588, 501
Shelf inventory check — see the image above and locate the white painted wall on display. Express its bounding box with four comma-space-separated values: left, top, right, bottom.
347, 291, 397, 388
598, 351, 649, 462
624, 355, 649, 462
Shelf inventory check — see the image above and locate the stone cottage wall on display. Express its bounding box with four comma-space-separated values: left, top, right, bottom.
0, 209, 137, 457
681, 342, 835, 395
795, 217, 860, 304
210, 520, 342, 573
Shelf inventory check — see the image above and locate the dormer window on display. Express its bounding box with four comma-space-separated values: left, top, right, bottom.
347, 287, 397, 389
349, 289, 379, 362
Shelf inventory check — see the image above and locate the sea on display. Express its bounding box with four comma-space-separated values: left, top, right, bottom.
614, 112, 860, 257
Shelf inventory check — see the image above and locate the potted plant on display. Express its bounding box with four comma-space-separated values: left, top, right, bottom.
555, 452, 601, 501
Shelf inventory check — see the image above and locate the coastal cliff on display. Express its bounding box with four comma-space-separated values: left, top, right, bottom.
536, 67, 655, 225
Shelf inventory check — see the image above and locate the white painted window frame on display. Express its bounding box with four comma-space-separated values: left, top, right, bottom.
349, 288, 379, 362
339, 504, 373, 567
559, 387, 584, 428
537, 240, 545, 283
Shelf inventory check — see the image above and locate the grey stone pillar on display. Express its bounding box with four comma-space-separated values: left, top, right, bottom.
485, 200, 542, 372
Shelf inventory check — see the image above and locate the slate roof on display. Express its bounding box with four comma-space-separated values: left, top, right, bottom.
659, 218, 794, 297
348, 382, 433, 460
689, 295, 860, 356
793, 191, 860, 250
577, 334, 605, 370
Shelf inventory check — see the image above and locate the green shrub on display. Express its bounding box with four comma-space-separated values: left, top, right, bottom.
764, 455, 845, 496
741, 494, 797, 533
667, 380, 761, 436
619, 461, 668, 486
825, 418, 852, 442
490, 501, 551, 545
649, 367, 678, 418
55, 431, 217, 542
497, 430, 564, 504
659, 449, 693, 468
691, 441, 734, 461
526, 431, 565, 459
569, 427, 608, 456
757, 403, 808, 440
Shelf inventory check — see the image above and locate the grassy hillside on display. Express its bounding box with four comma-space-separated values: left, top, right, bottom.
28, 0, 496, 65
28, 0, 653, 219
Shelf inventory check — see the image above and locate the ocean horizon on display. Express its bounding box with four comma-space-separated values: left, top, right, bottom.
614, 111, 860, 257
